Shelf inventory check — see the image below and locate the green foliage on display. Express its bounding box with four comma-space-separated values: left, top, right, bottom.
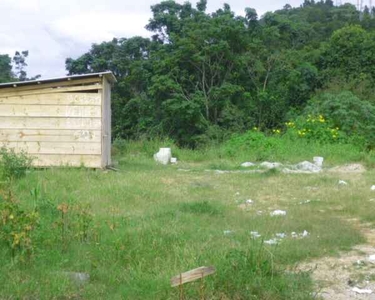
306, 91, 375, 148
0, 193, 39, 260
285, 115, 346, 144
0, 147, 33, 181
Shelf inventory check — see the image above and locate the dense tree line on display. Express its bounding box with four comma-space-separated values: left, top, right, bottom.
0, 51, 40, 83
3, 0, 375, 146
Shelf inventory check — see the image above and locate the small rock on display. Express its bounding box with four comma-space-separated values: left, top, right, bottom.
241, 162, 255, 167
260, 162, 282, 169
296, 161, 321, 173
371, 185, 375, 191
270, 210, 287, 217
170, 157, 177, 164
291, 232, 298, 238
352, 287, 372, 294
256, 210, 263, 215
264, 238, 280, 245
368, 255, 375, 263
245, 199, 254, 205
301, 230, 309, 237
276, 233, 286, 238
61, 272, 90, 285
223, 230, 233, 235
299, 200, 311, 205
235, 192, 240, 196
339, 180, 348, 186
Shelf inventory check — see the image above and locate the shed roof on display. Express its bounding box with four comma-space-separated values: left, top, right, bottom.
0, 71, 117, 89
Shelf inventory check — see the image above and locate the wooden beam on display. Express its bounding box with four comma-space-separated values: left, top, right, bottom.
0, 84, 102, 98
171, 266, 216, 287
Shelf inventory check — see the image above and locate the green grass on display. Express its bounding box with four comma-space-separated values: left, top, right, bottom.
1, 140, 375, 299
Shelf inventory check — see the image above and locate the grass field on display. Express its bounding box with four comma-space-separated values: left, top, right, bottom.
1, 141, 375, 299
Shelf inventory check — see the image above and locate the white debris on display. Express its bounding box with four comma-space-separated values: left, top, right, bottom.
313, 156, 324, 167
223, 230, 233, 235
264, 238, 280, 245
260, 162, 282, 169
368, 255, 375, 263
301, 230, 309, 237
270, 210, 287, 217
241, 162, 255, 167
352, 287, 372, 294
153, 148, 172, 165
170, 157, 177, 164
338, 180, 348, 186
245, 199, 254, 205
371, 185, 375, 191
296, 161, 321, 173
250, 231, 261, 238
299, 200, 311, 205
276, 233, 287, 239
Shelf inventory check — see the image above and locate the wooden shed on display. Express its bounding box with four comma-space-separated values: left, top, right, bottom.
0, 72, 116, 168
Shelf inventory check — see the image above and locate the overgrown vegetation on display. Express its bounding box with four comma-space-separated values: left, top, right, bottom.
61, 0, 375, 149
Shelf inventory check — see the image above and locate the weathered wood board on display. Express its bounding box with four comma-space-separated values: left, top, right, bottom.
0, 73, 114, 168
171, 266, 216, 287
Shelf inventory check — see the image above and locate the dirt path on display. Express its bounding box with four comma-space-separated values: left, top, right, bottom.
298, 219, 375, 299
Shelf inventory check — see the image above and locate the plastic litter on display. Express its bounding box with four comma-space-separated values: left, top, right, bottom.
352, 287, 372, 294
270, 210, 287, 216
153, 148, 172, 165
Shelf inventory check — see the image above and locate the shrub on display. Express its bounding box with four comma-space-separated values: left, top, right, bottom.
284, 115, 347, 144
0, 147, 33, 181
305, 91, 375, 148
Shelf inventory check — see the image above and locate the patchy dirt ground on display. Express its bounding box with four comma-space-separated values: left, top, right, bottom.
299, 219, 375, 299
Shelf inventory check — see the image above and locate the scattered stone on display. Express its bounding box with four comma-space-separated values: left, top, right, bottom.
240, 162, 255, 167
170, 157, 177, 164
299, 200, 311, 205
256, 210, 263, 215
352, 287, 372, 294
276, 233, 287, 238
371, 185, 375, 191
235, 192, 240, 196
245, 199, 254, 205
264, 238, 280, 245
60, 272, 90, 285
154, 148, 172, 165
250, 231, 261, 238
313, 156, 324, 167
301, 230, 309, 237
270, 210, 287, 217
223, 230, 233, 235
339, 180, 348, 186
368, 254, 375, 263
329, 163, 366, 174
291, 232, 298, 238
260, 162, 282, 169
296, 161, 321, 173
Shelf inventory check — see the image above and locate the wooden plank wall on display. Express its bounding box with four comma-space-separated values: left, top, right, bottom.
0, 80, 104, 168
101, 77, 112, 167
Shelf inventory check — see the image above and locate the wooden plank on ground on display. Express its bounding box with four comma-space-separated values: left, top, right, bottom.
0, 129, 101, 142
0, 104, 101, 118
0, 117, 101, 130
171, 266, 216, 287
0, 93, 101, 106
0, 141, 102, 155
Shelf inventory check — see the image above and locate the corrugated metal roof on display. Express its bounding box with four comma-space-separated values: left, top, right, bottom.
0, 71, 117, 89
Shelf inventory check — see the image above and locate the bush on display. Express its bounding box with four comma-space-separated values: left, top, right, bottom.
305, 91, 375, 148
0, 147, 33, 181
